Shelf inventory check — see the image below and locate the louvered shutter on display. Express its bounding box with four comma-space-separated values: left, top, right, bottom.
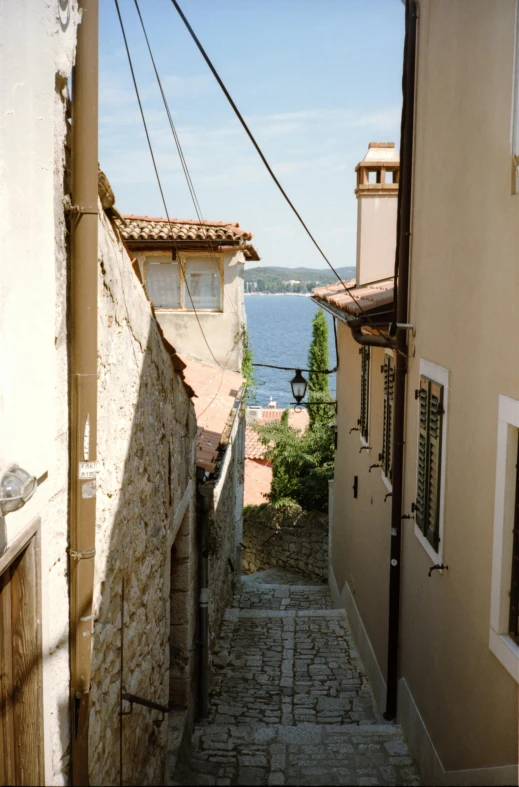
415, 376, 429, 531
426, 382, 443, 550
360, 346, 370, 440
382, 356, 395, 479
415, 376, 444, 551
509, 439, 519, 642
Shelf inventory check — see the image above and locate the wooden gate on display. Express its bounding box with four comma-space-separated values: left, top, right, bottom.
0, 521, 44, 786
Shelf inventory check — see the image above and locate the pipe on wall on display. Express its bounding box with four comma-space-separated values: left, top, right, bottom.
383, 0, 417, 721
196, 475, 214, 719
69, 1, 99, 783
342, 0, 417, 721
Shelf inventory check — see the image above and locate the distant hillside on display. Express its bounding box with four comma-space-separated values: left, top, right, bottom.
244, 266, 356, 294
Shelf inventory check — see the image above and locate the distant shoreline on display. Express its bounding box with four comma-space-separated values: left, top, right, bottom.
245, 292, 313, 297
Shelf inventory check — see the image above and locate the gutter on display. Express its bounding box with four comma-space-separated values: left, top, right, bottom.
69, 2, 99, 783
313, 0, 417, 722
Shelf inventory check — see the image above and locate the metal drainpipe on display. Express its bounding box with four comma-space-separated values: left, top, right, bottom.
69, 1, 99, 784
345, 0, 416, 722
197, 475, 214, 718
383, 0, 416, 722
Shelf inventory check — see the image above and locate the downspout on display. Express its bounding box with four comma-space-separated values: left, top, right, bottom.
196, 474, 214, 718
69, 1, 99, 784
342, 0, 417, 721
383, 0, 417, 721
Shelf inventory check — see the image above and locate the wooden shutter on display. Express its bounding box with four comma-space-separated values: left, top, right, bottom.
360, 346, 370, 441
415, 376, 444, 551
382, 356, 395, 479
509, 438, 519, 642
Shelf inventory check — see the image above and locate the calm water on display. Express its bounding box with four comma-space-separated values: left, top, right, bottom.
245, 294, 337, 408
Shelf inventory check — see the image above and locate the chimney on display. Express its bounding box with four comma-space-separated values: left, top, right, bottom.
355, 142, 399, 287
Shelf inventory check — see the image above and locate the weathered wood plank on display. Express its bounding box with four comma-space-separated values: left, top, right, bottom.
11, 539, 43, 785
1, 566, 16, 786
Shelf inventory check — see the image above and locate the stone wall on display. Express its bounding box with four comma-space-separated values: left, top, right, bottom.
242, 505, 328, 582
207, 411, 245, 655
89, 211, 198, 786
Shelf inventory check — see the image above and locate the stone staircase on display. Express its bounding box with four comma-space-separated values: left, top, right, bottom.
173, 571, 420, 786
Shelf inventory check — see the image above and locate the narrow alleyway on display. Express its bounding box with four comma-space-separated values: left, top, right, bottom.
174, 569, 421, 786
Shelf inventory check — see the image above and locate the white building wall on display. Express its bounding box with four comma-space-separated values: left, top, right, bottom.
0, 1, 80, 783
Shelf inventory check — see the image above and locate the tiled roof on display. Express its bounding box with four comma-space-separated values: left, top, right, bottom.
312, 278, 394, 316
245, 408, 309, 460
244, 458, 273, 507
117, 215, 254, 244
180, 355, 245, 472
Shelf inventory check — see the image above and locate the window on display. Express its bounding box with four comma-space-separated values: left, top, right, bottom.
184, 257, 220, 310
145, 256, 181, 309
144, 253, 222, 311
359, 346, 370, 442
509, 438, 519, 644
415, 375, 444, 551
489, 395, 519, 683
381, 354, 395, 481
511, 0, 519, 192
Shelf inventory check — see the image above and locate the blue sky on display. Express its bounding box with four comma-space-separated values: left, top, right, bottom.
99, 0, 404, 270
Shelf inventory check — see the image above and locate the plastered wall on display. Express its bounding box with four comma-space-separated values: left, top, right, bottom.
331, 323, 391, 680
0, 2, 80, 782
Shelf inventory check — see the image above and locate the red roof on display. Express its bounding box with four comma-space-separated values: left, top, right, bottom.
245, 407, 309, 460
180, 356, 245, 472
312, 277, 394, 316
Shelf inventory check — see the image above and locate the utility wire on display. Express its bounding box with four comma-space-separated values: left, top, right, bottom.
114, 0, 235, 372
253, 363, 337, 374
169, 0, 393, 339
132, 0, 241, 324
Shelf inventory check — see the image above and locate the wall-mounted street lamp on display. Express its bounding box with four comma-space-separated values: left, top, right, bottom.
289, 369, 337, 416
0, 464, 37, 515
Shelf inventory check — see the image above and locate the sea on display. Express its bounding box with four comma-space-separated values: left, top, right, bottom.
245, 294, 337, 408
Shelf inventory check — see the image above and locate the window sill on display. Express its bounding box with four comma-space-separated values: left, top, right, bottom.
381, 473, 392, 493
489, 628, 519, 684
154, 308, 223, 314
360, 434, 370, 451
414, 523, 443, 565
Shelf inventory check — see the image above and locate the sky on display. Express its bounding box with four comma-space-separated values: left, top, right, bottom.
99, 0, 405, 271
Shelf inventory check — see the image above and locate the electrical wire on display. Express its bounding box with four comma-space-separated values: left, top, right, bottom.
252, 363, 336, 374
114, 0, 236, 372
132, 0, 242, 325
169, 0, 395, 343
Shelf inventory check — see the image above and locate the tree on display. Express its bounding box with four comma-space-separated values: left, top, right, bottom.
257, 413, 334, 512
307, 310, 333, 428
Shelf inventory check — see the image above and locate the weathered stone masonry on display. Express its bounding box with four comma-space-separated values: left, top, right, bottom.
242, 505, 328, 583
89, 211, 198, 786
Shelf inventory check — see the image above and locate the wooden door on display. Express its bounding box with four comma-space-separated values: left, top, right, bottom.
0, 534, 44, 786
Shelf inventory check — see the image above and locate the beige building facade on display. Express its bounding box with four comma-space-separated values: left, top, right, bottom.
314, 4, 519, 780
119, 215, 260, 373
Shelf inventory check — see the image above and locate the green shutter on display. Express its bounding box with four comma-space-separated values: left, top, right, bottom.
415, 376, 429, 530
382, 356, 395, 480
360, 346, 370, 441
415, 376, 444, 550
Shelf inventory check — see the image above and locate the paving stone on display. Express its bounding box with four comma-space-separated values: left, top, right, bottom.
173, 568, 421, 786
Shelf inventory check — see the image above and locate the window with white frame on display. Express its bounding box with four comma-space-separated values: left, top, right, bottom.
381, 352, 395, 482
489, 395, 519, 683
414, 359, 448, 561
144, 253, 222, 311
359, 345, 370, 442
511, 0, 519, 192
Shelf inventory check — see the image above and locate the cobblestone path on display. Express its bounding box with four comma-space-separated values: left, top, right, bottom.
174, 571, 421, 786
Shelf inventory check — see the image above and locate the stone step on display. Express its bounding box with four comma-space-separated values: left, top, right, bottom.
175, 722, 420, 786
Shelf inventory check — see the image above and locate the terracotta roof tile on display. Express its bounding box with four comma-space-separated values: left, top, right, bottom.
313, 277, 394, 316
245, 408, 309, 460
180, 355, 245, 472
244, 458, 273, 506
117, 215, 254, 244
